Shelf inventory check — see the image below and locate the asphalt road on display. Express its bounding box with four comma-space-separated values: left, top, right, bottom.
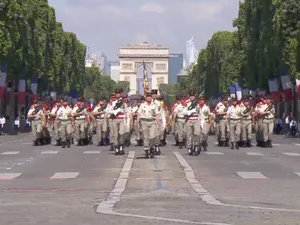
1, 133, 300, 225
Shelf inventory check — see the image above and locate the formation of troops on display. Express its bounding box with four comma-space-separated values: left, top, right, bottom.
27, 88, 275, 158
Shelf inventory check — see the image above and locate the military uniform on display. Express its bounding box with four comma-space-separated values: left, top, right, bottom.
254, 97, 264, 147
92, 98, 108, 146
107, 95, 117, 151
72, 98, 87, 145
198, 96, 210, 151
227, 97, 242, 149
27, 101, 44, 146
173, 96, 186, 148
215, 98, 230, 147
50, 100, 62, 145
56, 99, 72, 148
240, 97, 253, 147
259, 96, 275, 147
137, 92, 159, 158
131, 98, 143, 146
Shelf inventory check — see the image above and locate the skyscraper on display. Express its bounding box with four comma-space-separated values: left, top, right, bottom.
168, 53, 183, 84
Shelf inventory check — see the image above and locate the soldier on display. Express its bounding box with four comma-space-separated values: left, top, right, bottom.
157, 96, 167, 146
124, 98, 131, 147
184, 90, 201, 155
92, 98, 108, 146
198, 95, 210, 151
259, 95, 275, 147
72, 97, 87, 146
42, 102, 52, 144
254, 96, 265, 147
171, 96, 182, 146
226, 97, 242, 149
27, 100, 45, 146
131, 97, 143, 146
137, 92, 160, 158
107, 94, 117, 151
172, 95, 186, 148
151, 89, 162, 155
85, 103, 95, 144
49, 99, 62, 146
107, 88, 126, 155
215, 97, 229, 147
55, 98, 73, 148
240, 96, 253, 147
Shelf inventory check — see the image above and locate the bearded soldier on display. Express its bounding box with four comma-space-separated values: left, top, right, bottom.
27, 100, 45, 146
198, 95, 210, 151
72, 98, 87, 146
85, 103, 95, 145
215, 97, 230, 147
226, 97, 243, 149
131, 97, 144, 146
151, 89, 162, 155
184, 90, 201, 156
50, 99, 62, 146
137, 92, 160, 158
107, 88, 126, 155
92, 98, 108, 146
42, 103, 52, 144
240, 96, 253, 147
56, 98, 73, 148
172, 95, 186, 148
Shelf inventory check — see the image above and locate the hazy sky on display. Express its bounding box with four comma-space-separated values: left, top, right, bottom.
48, 0, 239, 60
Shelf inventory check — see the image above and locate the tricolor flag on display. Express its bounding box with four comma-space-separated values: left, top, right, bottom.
69, 89, 77, 105
0, 63, 8, 100
296, 79, 300, 99
234, 82, 242, 100
280, 74, 293, 102
30, 76, 38, 101
268, 78, 280, 102
18, 79, 26, 105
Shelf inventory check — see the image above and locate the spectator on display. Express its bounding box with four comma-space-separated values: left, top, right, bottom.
275, 117, 282, 135
290, 118, 297, 137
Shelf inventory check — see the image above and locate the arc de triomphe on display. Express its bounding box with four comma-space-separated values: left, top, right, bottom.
118, 42, 170, 95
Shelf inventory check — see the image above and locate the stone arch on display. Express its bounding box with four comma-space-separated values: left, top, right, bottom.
136, 63, 152, 94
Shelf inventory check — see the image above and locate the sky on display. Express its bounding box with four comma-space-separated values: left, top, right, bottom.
48, 0, 239, 61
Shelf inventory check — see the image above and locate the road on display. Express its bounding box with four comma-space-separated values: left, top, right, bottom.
1, 134, 300, 225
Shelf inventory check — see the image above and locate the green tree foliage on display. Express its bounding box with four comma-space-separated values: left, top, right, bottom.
0, 0, 86, 96
179, 0, 300, 99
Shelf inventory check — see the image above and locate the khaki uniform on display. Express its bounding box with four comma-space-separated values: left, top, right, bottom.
124, 105, 132, 145
72, 105, 87, 142
131, 105, 142, 142
199, 104, 210, 145
153, 99, 164, 146
227, 104, 242, 143
215, 102, 229, 144
259, 103, 275, 143
56, 106, 72, 142
50, 106, 61, 142
254, 103, 263, 144
92, 104, 108, 144
173, 103, 186, 143
43, 108, 51, 141
184, 101, 200, 149
240, 103, 253, 142
27, 107, 43, 142
138, 101, 159, 151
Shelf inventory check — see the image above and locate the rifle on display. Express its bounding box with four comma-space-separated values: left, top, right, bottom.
111, 98, 123, 119
185, 100, 198, 122
263, 104, 273, 118
76, 106, 85, 113
217, 106, 228, 120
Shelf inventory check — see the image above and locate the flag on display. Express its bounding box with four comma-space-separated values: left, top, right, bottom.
268, 78, 280, 102
30, 76, 38, 101
0, 63, 8, 100
69, 89, 77, 105
142, 61, 148, 95
296, 79, 300, 99
18, 79, 26, 105
281, 74, 293, 102
234, 82, 242, 100
229, 85, 235, 98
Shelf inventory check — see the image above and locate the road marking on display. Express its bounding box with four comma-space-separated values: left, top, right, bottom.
96, 151, 230, 225
50, 172, 79, 179
205, 152, 224, 155
0, 173, 22, 180
246, 152, 264, 156
282, 153, 300, 156
237, 172, 268, 179
294, 172, 300, 177
1, 151, 20, 155
41, 151, 58, 154
83, 151, 101, 154
272, 143, 280, 146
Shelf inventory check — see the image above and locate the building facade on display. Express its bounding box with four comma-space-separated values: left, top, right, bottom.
168, 53, 183, 84
119, 42, 170, 95
110, 61, 120, 82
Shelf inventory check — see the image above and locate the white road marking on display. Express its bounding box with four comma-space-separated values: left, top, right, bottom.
174, 152, 300, 212
294, 172, 300, 177
50, 172, 79, 179
41, 151, 58, 154
1, 151, 20, 155
294, 143, 300, 146
282, 153, 300, 156
205, 152, 224, 155
96, 151, 229, 225
83, 151, 101, 154
246, 152, 264, 156
0, 173, 22, 180
272, 143, 280, 146
237, 172, 268, 179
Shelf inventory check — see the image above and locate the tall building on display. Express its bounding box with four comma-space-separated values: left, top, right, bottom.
110, 61, 120, 82
168, 53, 183, 84
85, 48, 110, 75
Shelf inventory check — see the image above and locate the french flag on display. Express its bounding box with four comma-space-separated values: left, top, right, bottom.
234, 82, 242, 100
296, 79, 300, 99
30, 76, 38, 101
0, 63, 8, 100
18, 79, 26, 105
268, 78, 280, 102
69, 89, 77, 106
280, 74, 293, 102
229, 85, 235, 98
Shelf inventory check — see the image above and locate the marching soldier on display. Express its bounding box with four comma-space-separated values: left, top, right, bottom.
85, 103, 95, 144
27, 100, 45, 146
151, 89, 162, 155
42, 103, 52, 144
72, 98, 87, 146
172, 95, 186, 148
226, 97, 242, 149
259, 95, 275, 147
184, 90, 201, 156
131, 97, 143, 146
171, 96, 182, 146
157, 96, 167, 146
124, 98, 131, 147
92, 98, 108, 146
254, 96, 265, 147
107, 88, 126, 155
107, 94, 117, 151
215, 97, 229, 147
137, 92, 160, 158
240, 96, 253, 147
55, 98, 73, 148
50, 99, 62, 146
198, 95, 210, 151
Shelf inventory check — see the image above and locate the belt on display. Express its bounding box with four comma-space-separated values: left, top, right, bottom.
230, 118, 241, 121
75, 118, 85, 121
140, 118, 155, 122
